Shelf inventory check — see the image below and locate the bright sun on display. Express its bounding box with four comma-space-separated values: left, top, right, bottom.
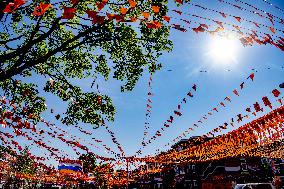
207, 36, 239, 65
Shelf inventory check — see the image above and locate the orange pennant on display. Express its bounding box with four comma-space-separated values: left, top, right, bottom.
120, 7, 128, 15
142, 12, 150, 19
128, 0, 137, 8
234, 16, 241, 22
152, 6, 160, 13
162, 16, 171, 23
33, 3, 52, 16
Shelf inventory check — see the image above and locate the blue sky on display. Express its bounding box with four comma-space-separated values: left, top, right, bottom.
1, 0, 284, 168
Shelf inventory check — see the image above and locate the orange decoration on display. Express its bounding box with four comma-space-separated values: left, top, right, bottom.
146, 21, 162, 29
152, 6, 160, 13
234, 16, 241, 22
269, 27, 276, 34
3, 0, 26, 13
142, 12, 150, 19
128, 0, 137, 8
162, 16, 171, 23
33, 3, 52, 16
120, 7, 128, 15
62, 7, 76, 19
96, 2, 106, 11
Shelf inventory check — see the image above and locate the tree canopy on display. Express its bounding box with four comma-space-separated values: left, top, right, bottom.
79, 152, 97, 173
0, 0, 172, 127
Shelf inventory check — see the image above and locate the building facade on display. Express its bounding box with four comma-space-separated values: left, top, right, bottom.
130, 137, 282, 189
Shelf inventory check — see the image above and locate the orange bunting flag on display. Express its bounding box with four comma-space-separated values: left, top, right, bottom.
173, 9, 182, 15
272, 89, 281, 97
233, 25, 241, 32
175, 0, 183, 4
234, 16, 241, 22
269, 27, 276, 34
129, 17, 137, 22
262, 96, 272, 109
128, 0, 137, 8
97, 96, 102, 105
233, 89, 239, 96
96, 2, 106, 11
162, 16, 171, 23
253, 102, 262, 112
107, 13, 116, 20
146, 21, 162, 29
237, 114, 243, 122
172, 24, 187, 32
193, 25, 205, 33
174, 111, 182, 116
240, 82, 244, 89
33, 3, 52, 16
181, 19, 191, 25
253, 22, 260, 28
71, 0, 79, 4
248, 73, 255, 81
3, 0, 26, 13
266, 13, 274, 25
214, 21, 224, 28
120, 7, 128, 15
200, 24, 209, 29
167, 116, 174, 123
142, 12, 150, 19
192, 84, 197, 91
152, 6, 160, 13
187, 91, 193, 97
62, 7, 76, 19
225, 96, 231, 102
233, 4, 241, 9
87, 10, 97, 18
219, 12, 226, 18
91, 15, 105, 24
114, 15, 124, 22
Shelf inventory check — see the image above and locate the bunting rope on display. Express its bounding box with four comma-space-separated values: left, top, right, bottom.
140, 74, 154, 148
135, 84, 197, 156
150, 73, 255, 156
150, 89, 284, 163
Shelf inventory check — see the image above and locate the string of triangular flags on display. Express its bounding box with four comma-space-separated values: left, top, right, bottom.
151, 73, 255, 156
135, 84, 197, 155
139, 74, 154, 149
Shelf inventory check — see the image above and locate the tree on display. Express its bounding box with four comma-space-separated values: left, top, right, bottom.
0, 145, 36, 188
0, 145, 15, 159
13, 147, 37, 177
0, 0, 172, 127
79, 153, 114, 188
79, 152, 97, 174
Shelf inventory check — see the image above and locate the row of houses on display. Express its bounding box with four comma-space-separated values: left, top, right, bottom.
129, 137, 284, 189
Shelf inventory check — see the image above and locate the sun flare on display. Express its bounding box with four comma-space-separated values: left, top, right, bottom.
208, 36, 239, 65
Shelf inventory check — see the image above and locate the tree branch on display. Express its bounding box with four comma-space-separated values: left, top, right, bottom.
0, 34, 24, 45
0, 17, 61, 63
0, 25, 111, 81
